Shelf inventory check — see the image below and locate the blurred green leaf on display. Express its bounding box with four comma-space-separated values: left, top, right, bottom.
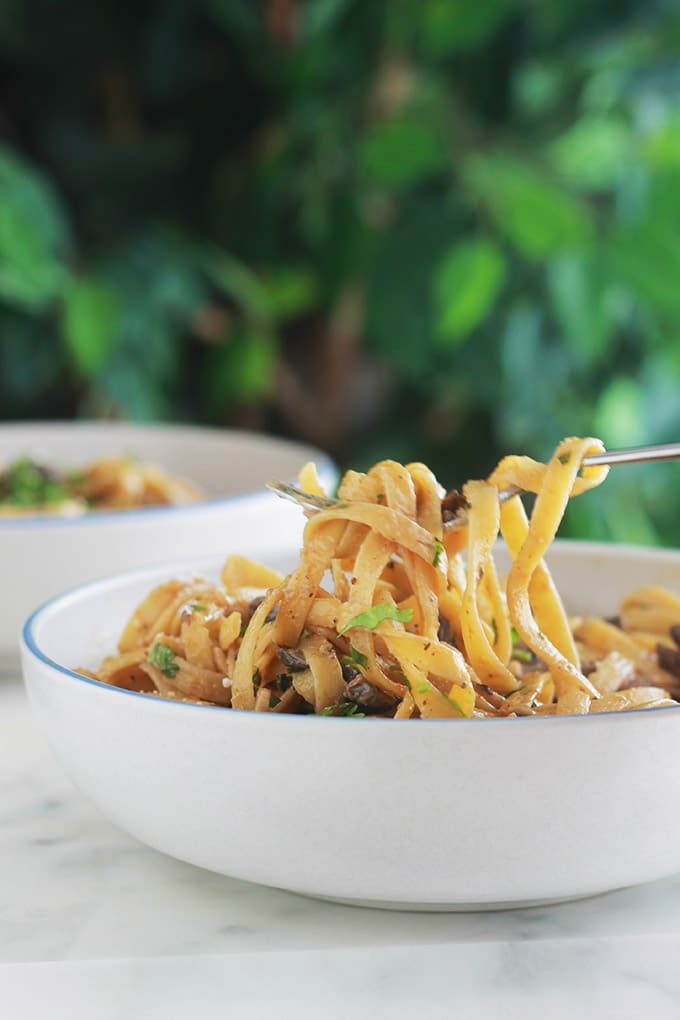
433, 239, 506, 343
549, 116, 631, 189
637, 354, 680, 441
642, 119, 680, 170
466, 155, 592, 258
497, 303, 580, 453
200, 248, 271, 323
366, 199, 452, 374
360, 117, 447, 190
0, 308, 64, 409
513, 61, 566, 117
62, 278, 120, 377
262, 267, 318, 321
608, 219, 680, 317
301, 0, 355, 40
206, 327, 278, 408
151, 264, 205, 323
0, 146, 71, 253
94, 357, 171, 421
547, 255, 614, 365
0, 146, 71, 308
601, 483, 659, 545
419, 0, 516, 57
0, 210, 65, 308
594, 376, 646, 448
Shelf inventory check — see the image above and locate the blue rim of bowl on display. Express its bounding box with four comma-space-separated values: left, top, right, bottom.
0, 453, 337, 529
20, 542, 680, 725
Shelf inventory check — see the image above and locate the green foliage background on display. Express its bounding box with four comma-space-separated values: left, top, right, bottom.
2, 0, 680, 543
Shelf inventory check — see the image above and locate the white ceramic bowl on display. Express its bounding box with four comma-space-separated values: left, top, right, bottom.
0, 421, 335, 672
21, 541, 680, 911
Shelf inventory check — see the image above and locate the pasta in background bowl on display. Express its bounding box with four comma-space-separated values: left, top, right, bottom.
0, 421, 336, 674
0, 453, 202, 516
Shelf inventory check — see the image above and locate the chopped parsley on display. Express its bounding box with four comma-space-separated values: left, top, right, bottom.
149, 642, 179, 678
269, 692, 281, 708
387, 664, 408, 684
510, 626, 534, 663
432, 538, 445, 568
320, 702, 366, 717
0, 458, 69, 507
557, 452, 571, 465
512, 648, 534, 664
276, 673, 293, 691
447, 696, 466, 717
339, 602, 413, 635
252, 668, 262, 693
190, 603, 207, 613
347, 645, 368, 669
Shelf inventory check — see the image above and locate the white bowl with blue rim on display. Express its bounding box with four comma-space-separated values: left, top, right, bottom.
20, 539, 680, 910
1, 421, 335, 673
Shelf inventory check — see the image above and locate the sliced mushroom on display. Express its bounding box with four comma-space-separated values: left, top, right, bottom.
341, 661, 360, 682
441, 488, 468, 523
278, 647, 308, 672
345, 676, 396, 714
657, 643, 680, 679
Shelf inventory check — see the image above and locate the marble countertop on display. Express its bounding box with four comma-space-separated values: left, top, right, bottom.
3, 677, 680, 1018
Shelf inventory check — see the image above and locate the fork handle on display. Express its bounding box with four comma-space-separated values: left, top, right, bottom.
583, 442, 680, 468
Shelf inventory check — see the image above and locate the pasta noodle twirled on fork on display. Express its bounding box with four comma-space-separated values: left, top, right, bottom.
85, 438, 680, 718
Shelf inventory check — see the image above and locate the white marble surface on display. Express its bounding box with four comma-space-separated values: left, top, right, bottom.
3, 678, 680, 1017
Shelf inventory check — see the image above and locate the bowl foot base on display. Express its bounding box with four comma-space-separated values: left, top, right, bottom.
296, 887, 621, 912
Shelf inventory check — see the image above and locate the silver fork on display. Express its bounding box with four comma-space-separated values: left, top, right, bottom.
267, 442, 680, 533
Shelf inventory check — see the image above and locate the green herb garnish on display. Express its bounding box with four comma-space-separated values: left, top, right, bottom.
149, 642, 179, 678
339, 603, 414, 635
447, 696, 465, 717
252, 668, 262, 693
432, 538, 445, 568
557, 452, 571, 465
276, 673, 293, 691
510, 627, 534, 663
348, 645, 368, 668
320, 702, 366, 717
269, 692, 281, 708
0, 458, 69, 507
190, 603, 207, 612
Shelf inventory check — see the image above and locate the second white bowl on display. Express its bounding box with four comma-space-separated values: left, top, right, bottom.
0, 421, 335, 670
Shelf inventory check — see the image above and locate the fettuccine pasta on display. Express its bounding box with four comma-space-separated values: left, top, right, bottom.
85, 437, 680, 718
